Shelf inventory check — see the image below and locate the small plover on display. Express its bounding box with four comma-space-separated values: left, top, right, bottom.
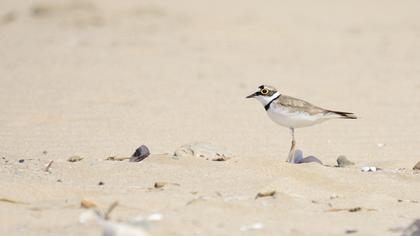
247, 85, 356, 162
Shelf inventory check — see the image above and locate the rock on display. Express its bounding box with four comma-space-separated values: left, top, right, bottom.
67, 155, 83, 162
106, 156, 128, 161
337, 155, 354, 167
413, 161, 420, 170
348, 207, 362, 212
18, 159, 25, 163
240, 223, 264, 231
345, 229, 358, 234
81, 199, 97, 209
361, 166, 379, 172
255, 190, 276, 199
174, 142, 233, 160
154, 182, 167, 189
98, 181, 104, 186
129, 145, 150, 162
377, 143, 385, 148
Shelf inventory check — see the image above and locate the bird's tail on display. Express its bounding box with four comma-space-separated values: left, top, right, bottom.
325, 110, 357, 119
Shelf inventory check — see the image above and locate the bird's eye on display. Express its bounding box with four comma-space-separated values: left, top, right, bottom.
261, 89, 269, 95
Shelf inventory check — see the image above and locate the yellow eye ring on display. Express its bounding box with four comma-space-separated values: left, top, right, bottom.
261, 89, 269, 95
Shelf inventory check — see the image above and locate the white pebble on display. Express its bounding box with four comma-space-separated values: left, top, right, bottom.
361, 166, 377, 172
240, 222, 264, 231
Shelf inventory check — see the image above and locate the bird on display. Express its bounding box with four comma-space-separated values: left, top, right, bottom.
246, 85, 356, 162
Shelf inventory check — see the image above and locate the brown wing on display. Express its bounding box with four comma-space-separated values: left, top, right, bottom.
273, 95, 326, 115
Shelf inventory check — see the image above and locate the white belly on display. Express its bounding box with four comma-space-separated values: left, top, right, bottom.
266, 107, 327, 128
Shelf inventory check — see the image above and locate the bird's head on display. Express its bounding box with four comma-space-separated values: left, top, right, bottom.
246, 85, 280, 106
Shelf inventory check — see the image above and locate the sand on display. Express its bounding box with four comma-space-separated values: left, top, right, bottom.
1, 0, 420, 235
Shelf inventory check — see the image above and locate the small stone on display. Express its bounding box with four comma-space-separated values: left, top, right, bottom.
348, 207, 362, 212
174, 142, 233, 160
154, 182, 167, 188
129, 145, 150, 162
57, 179, 62, 182
361, 166, 378, 172
42, 150, 48, 155
81, 199, 97, 209
337, 155, 354, 167
98, 181, 104, 186
18, 159, 25, 163
240, 223, 264, 231
413, 161, 420, 170
345, 229, 358, 234
255, 190, 276, 199
212, 155, 230, 161
67, 155, 83, 162
106, 156, 129, 161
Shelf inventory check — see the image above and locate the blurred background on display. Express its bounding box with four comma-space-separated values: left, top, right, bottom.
1, 0, 419, 163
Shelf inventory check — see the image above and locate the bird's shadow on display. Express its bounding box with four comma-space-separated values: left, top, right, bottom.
292, 149, 323, 165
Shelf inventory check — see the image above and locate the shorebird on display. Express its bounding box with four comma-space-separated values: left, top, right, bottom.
246, 85, 356, 162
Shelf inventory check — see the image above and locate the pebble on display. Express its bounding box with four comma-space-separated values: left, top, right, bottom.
377, 143, 385, 148
361, 166, 379, 172
412, 161, 420, 170
337, 156, 354, 167
81, 199, 97, 209
98, 181, 105, 186
67, 155, 83, 162
129, 145, 150, 162
255, 190, 276, 199
348, 207, 362, 212
345, 229, 358, 234
174, 142, 233, 161
18, 159, 25, 163
240, 223, 264, 231
154, 182, 167, 189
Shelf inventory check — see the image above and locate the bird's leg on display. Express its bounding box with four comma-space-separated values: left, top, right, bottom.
286, 128, 296, 163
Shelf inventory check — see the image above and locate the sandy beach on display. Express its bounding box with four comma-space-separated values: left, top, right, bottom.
1, 0, 420, 235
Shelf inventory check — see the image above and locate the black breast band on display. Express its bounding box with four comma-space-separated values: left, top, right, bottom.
264, 94, 280, 111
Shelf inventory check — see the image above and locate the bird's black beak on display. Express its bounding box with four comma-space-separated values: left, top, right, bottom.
246, 92, 258, 98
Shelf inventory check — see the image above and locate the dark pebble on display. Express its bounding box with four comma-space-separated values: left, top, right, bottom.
129, 145, 150, 162
18, 159, 24, 163
98, 181, 104, 186
345, 229, 358, 234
